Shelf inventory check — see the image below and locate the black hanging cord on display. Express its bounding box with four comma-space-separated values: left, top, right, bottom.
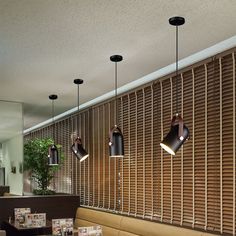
77, 83, 80, 112
52, 99, 55, 141
115, 61, 119, 210
169, 16, 185, 115
77, 83, 80, 136
74, 79, 84, 139
175, 25, 179, 115
110, 55, 123, 127
49, 94, 58, 144
115, 61, 118, 126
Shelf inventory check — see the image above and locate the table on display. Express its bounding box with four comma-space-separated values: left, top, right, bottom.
1, 220, 52, 236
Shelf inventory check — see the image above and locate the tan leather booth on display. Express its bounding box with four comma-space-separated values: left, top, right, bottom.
75, 207, 219, 236
0, 230, 6, 236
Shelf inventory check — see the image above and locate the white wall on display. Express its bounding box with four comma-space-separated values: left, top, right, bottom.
2, 135, 23, 195
0, 101, 23, 195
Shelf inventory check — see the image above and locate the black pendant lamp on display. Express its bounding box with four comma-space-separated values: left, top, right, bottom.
48, 94, 59, 165
109, 55, 124, 158
71, 79, 89, 162
160, 16, 190, 155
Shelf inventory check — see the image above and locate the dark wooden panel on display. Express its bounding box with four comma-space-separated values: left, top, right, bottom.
0, 195, 80, 226
0, 186, 9, 196
1, 220, 52, 236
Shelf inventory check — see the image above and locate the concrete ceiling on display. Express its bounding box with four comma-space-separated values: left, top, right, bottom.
0, 0, 236, 131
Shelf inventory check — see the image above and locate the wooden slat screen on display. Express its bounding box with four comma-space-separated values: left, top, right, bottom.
221, 54, 234, 234
24, 49, 236, 235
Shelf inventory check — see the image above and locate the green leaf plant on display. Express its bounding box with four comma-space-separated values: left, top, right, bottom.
24, 138, 64, 195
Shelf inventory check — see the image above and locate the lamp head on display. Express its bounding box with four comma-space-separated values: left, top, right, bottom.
160, 114, 189, 155
48, 144, 59, 166
71, 137, 89, 162
109, 125, 124, 158
160, 124, 189, 155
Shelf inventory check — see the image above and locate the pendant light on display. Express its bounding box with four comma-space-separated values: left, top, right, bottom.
109, 55, 124, 158
160, 16, 190, 155
48, 94, 59, 165
71, 78, 89, 162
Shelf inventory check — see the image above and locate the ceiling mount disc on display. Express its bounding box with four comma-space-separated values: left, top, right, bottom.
74, 79, 84, 85
49, 94, 58, 100
169, 16, 185, 26
110, 55, 123, 62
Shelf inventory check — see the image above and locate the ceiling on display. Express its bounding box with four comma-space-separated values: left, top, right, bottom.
0, 0, 236, 131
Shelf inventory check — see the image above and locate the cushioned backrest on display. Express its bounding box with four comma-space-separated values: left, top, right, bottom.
118, 230, 138, 236
0, 230, 6, 236
76, 218, 119, 236
75, 208, 122, 230
75, 208, 219, 236
120, 216, 218, 236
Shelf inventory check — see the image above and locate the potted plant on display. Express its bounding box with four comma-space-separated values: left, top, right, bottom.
24, 138, 64, 195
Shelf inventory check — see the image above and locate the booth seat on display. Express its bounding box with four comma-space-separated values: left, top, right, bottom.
0, 230, 6, 236
75, 207, 219, 236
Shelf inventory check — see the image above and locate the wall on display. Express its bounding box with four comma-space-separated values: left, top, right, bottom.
25, 48, 236, 235
0, 100, 23, 195
2, 135, 23, 195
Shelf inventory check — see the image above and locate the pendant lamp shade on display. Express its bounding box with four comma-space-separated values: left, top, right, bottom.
109, 55, 124, 158
160, 16, 190, 155
109, 125, 124, 158
71, 137, 89, 162
71, 78, 89, 162
48, 144, 59, 166
160, 114, 189, 155
48, 94, 59, 166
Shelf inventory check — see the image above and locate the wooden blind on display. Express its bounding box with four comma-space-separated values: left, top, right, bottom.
206, 60, 221, 232
221, 54, 234, 234
24, 49, 236, 235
